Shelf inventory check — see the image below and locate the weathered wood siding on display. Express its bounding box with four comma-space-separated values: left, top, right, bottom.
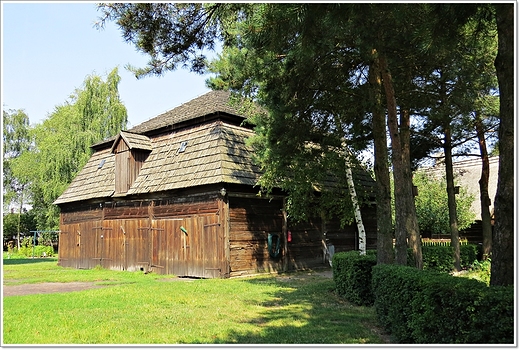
58, 194, 375, 278
228, 197, 284, 277
285, 204, 378, 270
114, 140, 148, 194
58, 196, 228, 278
324, 205, 378, 253
285, 218, 324, 270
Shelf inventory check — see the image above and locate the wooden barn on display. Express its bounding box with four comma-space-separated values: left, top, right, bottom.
53, 90, 377, 278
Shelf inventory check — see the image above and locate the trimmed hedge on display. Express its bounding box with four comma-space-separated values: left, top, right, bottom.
372, 264, 514, 344
407, 244, 480, 272
332, 250, 377, 306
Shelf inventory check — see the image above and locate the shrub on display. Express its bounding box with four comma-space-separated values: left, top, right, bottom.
332, 250, 377, 306
372, 264, 426, 343
460, 244, 479, 267
407, 244, 480, 273
12, 236, 55, 258
372, 264, 514, 344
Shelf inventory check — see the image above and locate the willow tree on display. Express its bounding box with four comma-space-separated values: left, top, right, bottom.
12, 67, 127, 229
3, 109, 33, 249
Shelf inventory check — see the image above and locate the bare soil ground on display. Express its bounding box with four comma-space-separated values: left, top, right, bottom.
3, 282, 107, 297
3, 269, 333, 297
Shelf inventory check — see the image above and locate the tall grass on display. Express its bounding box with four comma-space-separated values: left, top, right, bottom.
2, 259, 387, 344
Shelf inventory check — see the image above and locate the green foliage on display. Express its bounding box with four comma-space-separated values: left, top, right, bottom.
13, 237, 54, 258
406, 244, 479, 273
10, 67, 127, 230
208, 4, 375, 224
372, 264, 514, 344
413, 171, 476, 236
332, 250, 377, 306
465, 258, 491, 285
7, 236, 54, 258
96, 3, 227, 77
3, 109, 32, 211
2, 211, 37, 244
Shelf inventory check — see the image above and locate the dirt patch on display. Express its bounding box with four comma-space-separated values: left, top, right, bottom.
3, 270, 333, 297
3, 282, 108, 297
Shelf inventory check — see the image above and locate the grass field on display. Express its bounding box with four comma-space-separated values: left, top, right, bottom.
2, 258, 389, 345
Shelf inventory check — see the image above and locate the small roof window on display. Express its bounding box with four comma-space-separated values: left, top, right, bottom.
179, 141, 188, 153
98, 159, 106, 169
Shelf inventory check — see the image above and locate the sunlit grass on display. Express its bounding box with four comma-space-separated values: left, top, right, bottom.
3, 259, 388, 344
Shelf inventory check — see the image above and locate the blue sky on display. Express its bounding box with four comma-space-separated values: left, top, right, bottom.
1, 2, 214, 128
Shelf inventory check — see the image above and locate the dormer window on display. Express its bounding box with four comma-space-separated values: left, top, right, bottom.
111, 131, 152, 194
179, 141, 188, 153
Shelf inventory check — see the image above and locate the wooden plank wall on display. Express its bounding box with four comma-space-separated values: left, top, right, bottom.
285, 218, 324, 270
324, 205, 378, 253
228, 197, 284, 277
113, 140, 149, 194
58, 197, 227, 278
58, 194, 377, 277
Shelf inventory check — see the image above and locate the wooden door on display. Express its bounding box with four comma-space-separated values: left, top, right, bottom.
201, 214, 225, 278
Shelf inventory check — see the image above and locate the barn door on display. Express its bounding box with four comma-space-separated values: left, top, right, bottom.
93, 226, 113, 268
57, 224, 79, 268
201, 215, 224, 278
121, 219, 150, 272
150, 220, 166, 272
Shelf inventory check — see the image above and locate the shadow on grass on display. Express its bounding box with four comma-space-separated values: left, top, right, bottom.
3, 258, 58, 265
212, 274, 389, 344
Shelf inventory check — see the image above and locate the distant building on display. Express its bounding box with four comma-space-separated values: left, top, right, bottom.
426, 155, 499, 244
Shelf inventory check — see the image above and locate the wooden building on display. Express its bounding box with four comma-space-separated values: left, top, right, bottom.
54, 90, 377, 278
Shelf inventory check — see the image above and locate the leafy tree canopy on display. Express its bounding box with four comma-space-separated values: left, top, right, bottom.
11, 67, 127, 230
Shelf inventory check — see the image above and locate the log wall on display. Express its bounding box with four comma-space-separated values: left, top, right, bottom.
58, 195, 227, 278
228, 196, 284, 276
58, 192, 376, 278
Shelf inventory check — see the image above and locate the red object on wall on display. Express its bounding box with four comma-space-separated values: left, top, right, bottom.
287, 230, 292, 242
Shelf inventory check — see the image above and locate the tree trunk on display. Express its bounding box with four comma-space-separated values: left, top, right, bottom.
344, 157, 367, 255
369, 55, 394, 265
475, 112, 492, 260
444, 125, 461, 272
17, 194, 23, 251
491, 3, 514, 286
379, 55, 422, 268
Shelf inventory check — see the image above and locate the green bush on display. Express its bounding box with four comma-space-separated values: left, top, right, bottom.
460, 244, 479, 267
13, 237, 55, 258
372, 264, 514, 344
332, 250, 377, 306
372, 264, 425, 343
407, 244, 480, 273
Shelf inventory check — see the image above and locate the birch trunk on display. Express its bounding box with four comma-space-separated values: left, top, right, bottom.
344, 155, 366, 255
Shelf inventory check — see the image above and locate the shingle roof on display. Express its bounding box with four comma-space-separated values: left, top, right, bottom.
111, 131, 152, 153
126, 121, 261, 195
54, 121, 260, 204
53, 148, 115, 205
54, 89, 375, 205
127, 90, 244, 134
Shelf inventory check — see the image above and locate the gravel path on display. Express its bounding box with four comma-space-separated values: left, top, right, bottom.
3, 282, 107, 297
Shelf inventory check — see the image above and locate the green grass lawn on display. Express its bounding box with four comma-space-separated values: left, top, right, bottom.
2, 258, 388, 345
